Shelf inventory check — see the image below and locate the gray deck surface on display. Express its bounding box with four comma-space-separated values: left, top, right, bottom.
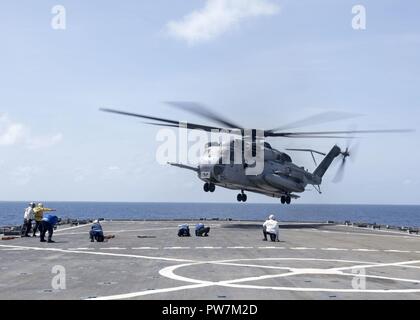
1, 220, 420, 300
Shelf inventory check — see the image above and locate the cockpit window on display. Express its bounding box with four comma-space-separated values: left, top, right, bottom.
281, 154, 292, 163
276, 153, 292, 163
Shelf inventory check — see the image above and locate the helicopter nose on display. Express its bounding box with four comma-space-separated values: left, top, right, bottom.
198, 164, 225, 180
198, 164, 212, 179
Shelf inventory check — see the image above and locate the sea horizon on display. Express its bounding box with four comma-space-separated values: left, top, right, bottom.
1, 202, 420, 228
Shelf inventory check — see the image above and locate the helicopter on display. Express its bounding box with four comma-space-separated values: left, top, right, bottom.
101, 102, 411, 204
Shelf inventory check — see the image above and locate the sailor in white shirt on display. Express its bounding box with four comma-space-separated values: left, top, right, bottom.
22, 202, 35, 237
262, 214, 280, 242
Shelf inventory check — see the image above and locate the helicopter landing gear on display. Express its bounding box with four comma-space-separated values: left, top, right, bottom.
209, 183, 215, 192
237, 191, 247, 202
281, 196, 291, 205
203, 183, 215, 193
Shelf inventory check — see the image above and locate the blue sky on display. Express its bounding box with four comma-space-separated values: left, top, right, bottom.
0, 0, 419, 204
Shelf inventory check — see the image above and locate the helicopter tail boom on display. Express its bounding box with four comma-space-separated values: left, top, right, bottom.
313, 145, 341, 179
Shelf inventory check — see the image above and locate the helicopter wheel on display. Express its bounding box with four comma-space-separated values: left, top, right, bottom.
281, 196, 286, 204
242, 194, 247, 202
209, 183, 215, 193
286, 196, 291, 205
237, 192, 247, 202
203, 183, 210, 192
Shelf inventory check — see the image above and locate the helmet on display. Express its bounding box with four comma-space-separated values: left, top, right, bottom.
269, 214, 275, 220
93, 219, 99, 224
37, 203, 44, 208
29, 202, 34, 207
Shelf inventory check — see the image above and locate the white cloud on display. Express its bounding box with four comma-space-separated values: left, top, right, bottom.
0, 121, 26, 146
0, 114, 63, 150
166, 0, 280, 45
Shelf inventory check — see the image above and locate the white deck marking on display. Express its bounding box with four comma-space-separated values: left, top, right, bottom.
210, 257, 378, 266
219, 282, 420, 293
400, 265, 420, 270
0, 244, 194, 263
157, 258, 420, 295
332, 259, 420, 272
55, 224, 92, 233
339, 272, 420, 284
57, 245, 418, 253
57, 227, 176, 236
89, 283, 212, 300
4, 244, 419, 254
212, 262, 292, 271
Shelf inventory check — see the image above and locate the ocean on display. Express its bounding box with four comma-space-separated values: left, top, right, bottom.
1, 202, 420, 228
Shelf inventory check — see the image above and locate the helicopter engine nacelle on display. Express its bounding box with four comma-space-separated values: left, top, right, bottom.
264, 173, 305, 193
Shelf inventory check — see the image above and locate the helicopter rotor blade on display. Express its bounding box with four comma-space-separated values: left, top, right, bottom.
100, 108, 232, 133
142, 121, 246, 136
266, 128, 413, 137
165, 101, 243, 130
332, 158, 347, 183
101, 107, 414, 141
277, 135, 358, 139
268, 111, 362, 133
331, 138, 357, 183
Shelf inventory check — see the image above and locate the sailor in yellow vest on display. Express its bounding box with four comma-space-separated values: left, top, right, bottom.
33, 203, 56, 237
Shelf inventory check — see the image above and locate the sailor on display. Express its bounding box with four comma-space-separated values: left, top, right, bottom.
21, 202, 35, 237
178, 224, 191, 237
195, 223, 210, 237
90, 220, 104, 242
262, 214, 280, 242
40, 213, 59, 243
33, 203, 56, 237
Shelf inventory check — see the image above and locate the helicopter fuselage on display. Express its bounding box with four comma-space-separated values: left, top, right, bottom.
192, 140, 333, 203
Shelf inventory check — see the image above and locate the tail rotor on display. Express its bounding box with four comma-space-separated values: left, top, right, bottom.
332, 140, 359, 183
